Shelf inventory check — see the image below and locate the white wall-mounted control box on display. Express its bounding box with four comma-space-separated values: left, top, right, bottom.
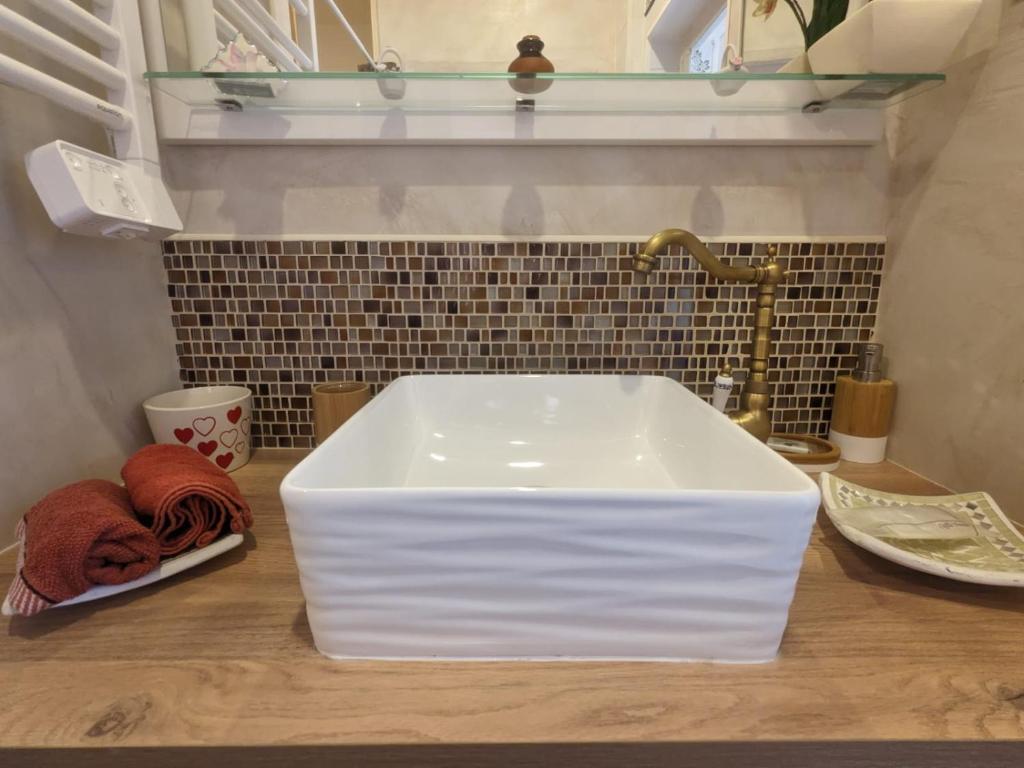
25, 141, 182, 241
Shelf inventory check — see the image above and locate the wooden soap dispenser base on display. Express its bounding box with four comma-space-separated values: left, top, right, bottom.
829, 342, 897, 464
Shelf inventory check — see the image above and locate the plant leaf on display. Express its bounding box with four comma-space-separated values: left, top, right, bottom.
807, 0, 850, 48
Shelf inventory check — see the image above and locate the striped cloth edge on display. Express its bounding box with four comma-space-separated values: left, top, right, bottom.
2, 519, 51, 617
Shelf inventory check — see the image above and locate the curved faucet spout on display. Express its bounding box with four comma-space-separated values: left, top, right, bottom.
634, 228, 760, 283
631, 228, 788, 443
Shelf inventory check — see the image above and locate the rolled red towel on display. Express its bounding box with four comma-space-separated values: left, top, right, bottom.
3, 480, 160, 617
121, 444, 253, 556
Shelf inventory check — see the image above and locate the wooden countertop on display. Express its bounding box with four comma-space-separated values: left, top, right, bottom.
2, 452, 1023, 767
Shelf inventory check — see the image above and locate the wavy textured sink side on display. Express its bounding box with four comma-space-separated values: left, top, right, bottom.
283, 489, 818, 662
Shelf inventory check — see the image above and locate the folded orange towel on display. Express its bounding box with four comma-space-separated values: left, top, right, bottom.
4, 480, 160, 616
121, 444, 253, 556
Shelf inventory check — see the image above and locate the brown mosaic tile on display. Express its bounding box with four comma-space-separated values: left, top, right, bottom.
163, 239, 885, 448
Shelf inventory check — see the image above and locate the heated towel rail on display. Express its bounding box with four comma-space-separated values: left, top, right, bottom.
0, 0, 181, 238
0, 0, 159, 169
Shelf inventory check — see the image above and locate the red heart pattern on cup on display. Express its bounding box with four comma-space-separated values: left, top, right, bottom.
168, 405, 251, 470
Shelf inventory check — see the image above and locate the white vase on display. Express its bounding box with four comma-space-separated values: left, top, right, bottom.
807, 0, 983, 76
777, 52, 811, 74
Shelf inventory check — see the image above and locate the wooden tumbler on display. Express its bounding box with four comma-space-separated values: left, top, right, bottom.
312, 382, 371, 445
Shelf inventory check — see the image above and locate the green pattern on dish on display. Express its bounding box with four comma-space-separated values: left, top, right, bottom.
821, 475, 1024, 574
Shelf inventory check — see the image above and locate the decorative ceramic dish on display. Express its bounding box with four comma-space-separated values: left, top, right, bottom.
820, 473, 1024, 587
1, 533, 244, 615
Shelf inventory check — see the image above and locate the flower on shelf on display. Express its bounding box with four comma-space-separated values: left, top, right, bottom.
751, 0, 851, 50
202, 33, 278, 73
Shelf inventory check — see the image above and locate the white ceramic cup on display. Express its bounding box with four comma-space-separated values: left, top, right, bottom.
143, 386, 253, 472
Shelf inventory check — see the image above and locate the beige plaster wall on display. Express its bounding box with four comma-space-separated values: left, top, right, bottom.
0, 17, 181, 546
163, 142, 890, 238
879, 0, 1023, 520
372, 0, 631, 72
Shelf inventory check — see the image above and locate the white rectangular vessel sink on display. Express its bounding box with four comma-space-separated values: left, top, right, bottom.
281, 374, 820, 663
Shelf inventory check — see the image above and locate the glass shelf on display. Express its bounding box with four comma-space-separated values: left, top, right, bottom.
145, 71, 944, 114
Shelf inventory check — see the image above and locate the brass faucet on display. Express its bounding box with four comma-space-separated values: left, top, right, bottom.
633, 229, 788, 443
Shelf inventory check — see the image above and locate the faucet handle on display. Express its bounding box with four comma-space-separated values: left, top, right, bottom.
758, 245, 788, 284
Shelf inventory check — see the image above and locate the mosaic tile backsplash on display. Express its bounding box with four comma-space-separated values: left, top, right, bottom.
163, 239, 884, 449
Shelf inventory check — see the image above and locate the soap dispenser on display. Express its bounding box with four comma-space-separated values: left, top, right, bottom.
829, 343, 897, 464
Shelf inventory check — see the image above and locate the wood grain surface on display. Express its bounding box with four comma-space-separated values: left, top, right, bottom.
831, 376, 898, 437
2, 452, 1022, 766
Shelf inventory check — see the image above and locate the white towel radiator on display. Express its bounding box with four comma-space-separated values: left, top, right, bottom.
0, 0, 180, 240
177, 0, 386, 73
